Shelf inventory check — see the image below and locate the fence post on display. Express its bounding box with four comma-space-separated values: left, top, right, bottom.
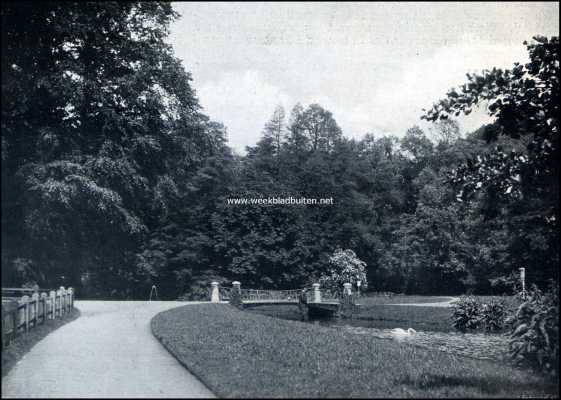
68, 287, 74, 309
312, 283, 321, 303
20, 295, 30, 333
40, 292, 48, 324
57, 289, 62, 317
12, 306, 18, 339
1, 305, 6, 348
31, 292, 39, 327
60, 287, 66, 315
210, 282, 220, 303
50, 291, 56, 319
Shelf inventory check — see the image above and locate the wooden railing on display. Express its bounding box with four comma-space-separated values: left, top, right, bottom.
1, 286, 75, 349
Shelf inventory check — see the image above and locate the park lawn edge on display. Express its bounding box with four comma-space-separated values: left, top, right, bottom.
1, 308, 81, 378
151, 303, 558, 398
150, 317, 222, 398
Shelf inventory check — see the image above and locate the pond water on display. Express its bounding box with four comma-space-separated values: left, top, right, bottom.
245, 304, 511, 363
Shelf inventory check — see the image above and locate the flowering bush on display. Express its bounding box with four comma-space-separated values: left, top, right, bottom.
318, 249, 368, 291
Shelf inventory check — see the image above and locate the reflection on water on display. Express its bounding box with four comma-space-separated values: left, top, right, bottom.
245, 304, 510, 363
245, 304, 434, 330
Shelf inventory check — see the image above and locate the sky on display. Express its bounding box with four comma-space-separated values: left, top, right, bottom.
168, 2, 559, 153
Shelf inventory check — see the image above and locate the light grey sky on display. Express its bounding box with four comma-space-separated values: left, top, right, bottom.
169, 2, 559, 153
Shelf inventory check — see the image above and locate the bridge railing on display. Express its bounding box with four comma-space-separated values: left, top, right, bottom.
320, 288, 342, 302
217, 285, 302, 302
211, 281, 359, 318
217, 285, 233, 301
241, 289, 302, 302
212, 282, 359, 304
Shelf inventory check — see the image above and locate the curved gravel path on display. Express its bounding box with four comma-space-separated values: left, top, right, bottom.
387, 296, 458, 307
1, 301, 216, 398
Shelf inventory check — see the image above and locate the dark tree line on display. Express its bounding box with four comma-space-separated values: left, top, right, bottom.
1, 3, 558, 299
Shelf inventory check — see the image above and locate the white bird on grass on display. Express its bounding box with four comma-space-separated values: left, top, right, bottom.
391, 327, 416, 340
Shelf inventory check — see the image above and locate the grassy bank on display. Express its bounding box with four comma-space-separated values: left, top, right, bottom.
151, 304, 557, 398
1, 308, 80, 378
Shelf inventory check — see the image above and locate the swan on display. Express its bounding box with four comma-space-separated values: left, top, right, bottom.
391, 328, 416, 339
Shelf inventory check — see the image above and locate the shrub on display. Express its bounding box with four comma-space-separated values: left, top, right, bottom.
318, 249, 368, 291
452, 296, 481, 332
480, 299, 507, 332
507, 282, 559, 377
489, 271, 522, 295
178, 285, 210, 301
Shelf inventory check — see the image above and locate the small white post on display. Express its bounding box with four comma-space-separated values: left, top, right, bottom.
211, 282, 220, 303
232, 281, 241, 292
312, 283, 321, 303
343, 282, 352, 296
519, 267, 526, 299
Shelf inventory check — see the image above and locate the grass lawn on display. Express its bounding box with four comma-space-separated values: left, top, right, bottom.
151, 303, 558, 398
350, 295, 520, 332
1, 308, 80, 378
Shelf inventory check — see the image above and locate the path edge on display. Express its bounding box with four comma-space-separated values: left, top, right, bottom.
150, 307, 221, 399
2, 308, 81, 378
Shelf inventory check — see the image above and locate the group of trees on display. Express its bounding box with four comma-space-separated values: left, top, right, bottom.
1, 2, 558, 299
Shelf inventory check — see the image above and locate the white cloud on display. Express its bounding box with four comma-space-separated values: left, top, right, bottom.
197, 70, 293, 152
169, 2, 559, 152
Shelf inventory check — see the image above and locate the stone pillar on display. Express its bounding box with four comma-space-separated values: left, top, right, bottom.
312, 283, 321, 303
340, 283, 355, 319
210, 282, 220, 303
230, 281, 242, 308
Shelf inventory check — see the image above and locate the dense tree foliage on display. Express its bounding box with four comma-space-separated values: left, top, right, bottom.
1, 2, 229, 297
1, 4, 557, 299
423, 35, 559, 290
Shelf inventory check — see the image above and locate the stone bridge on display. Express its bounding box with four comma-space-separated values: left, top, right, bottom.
210, 282, 358, 318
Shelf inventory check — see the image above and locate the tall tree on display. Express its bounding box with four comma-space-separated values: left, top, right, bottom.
1, 2, 221, 296
423, 36, 559, 288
